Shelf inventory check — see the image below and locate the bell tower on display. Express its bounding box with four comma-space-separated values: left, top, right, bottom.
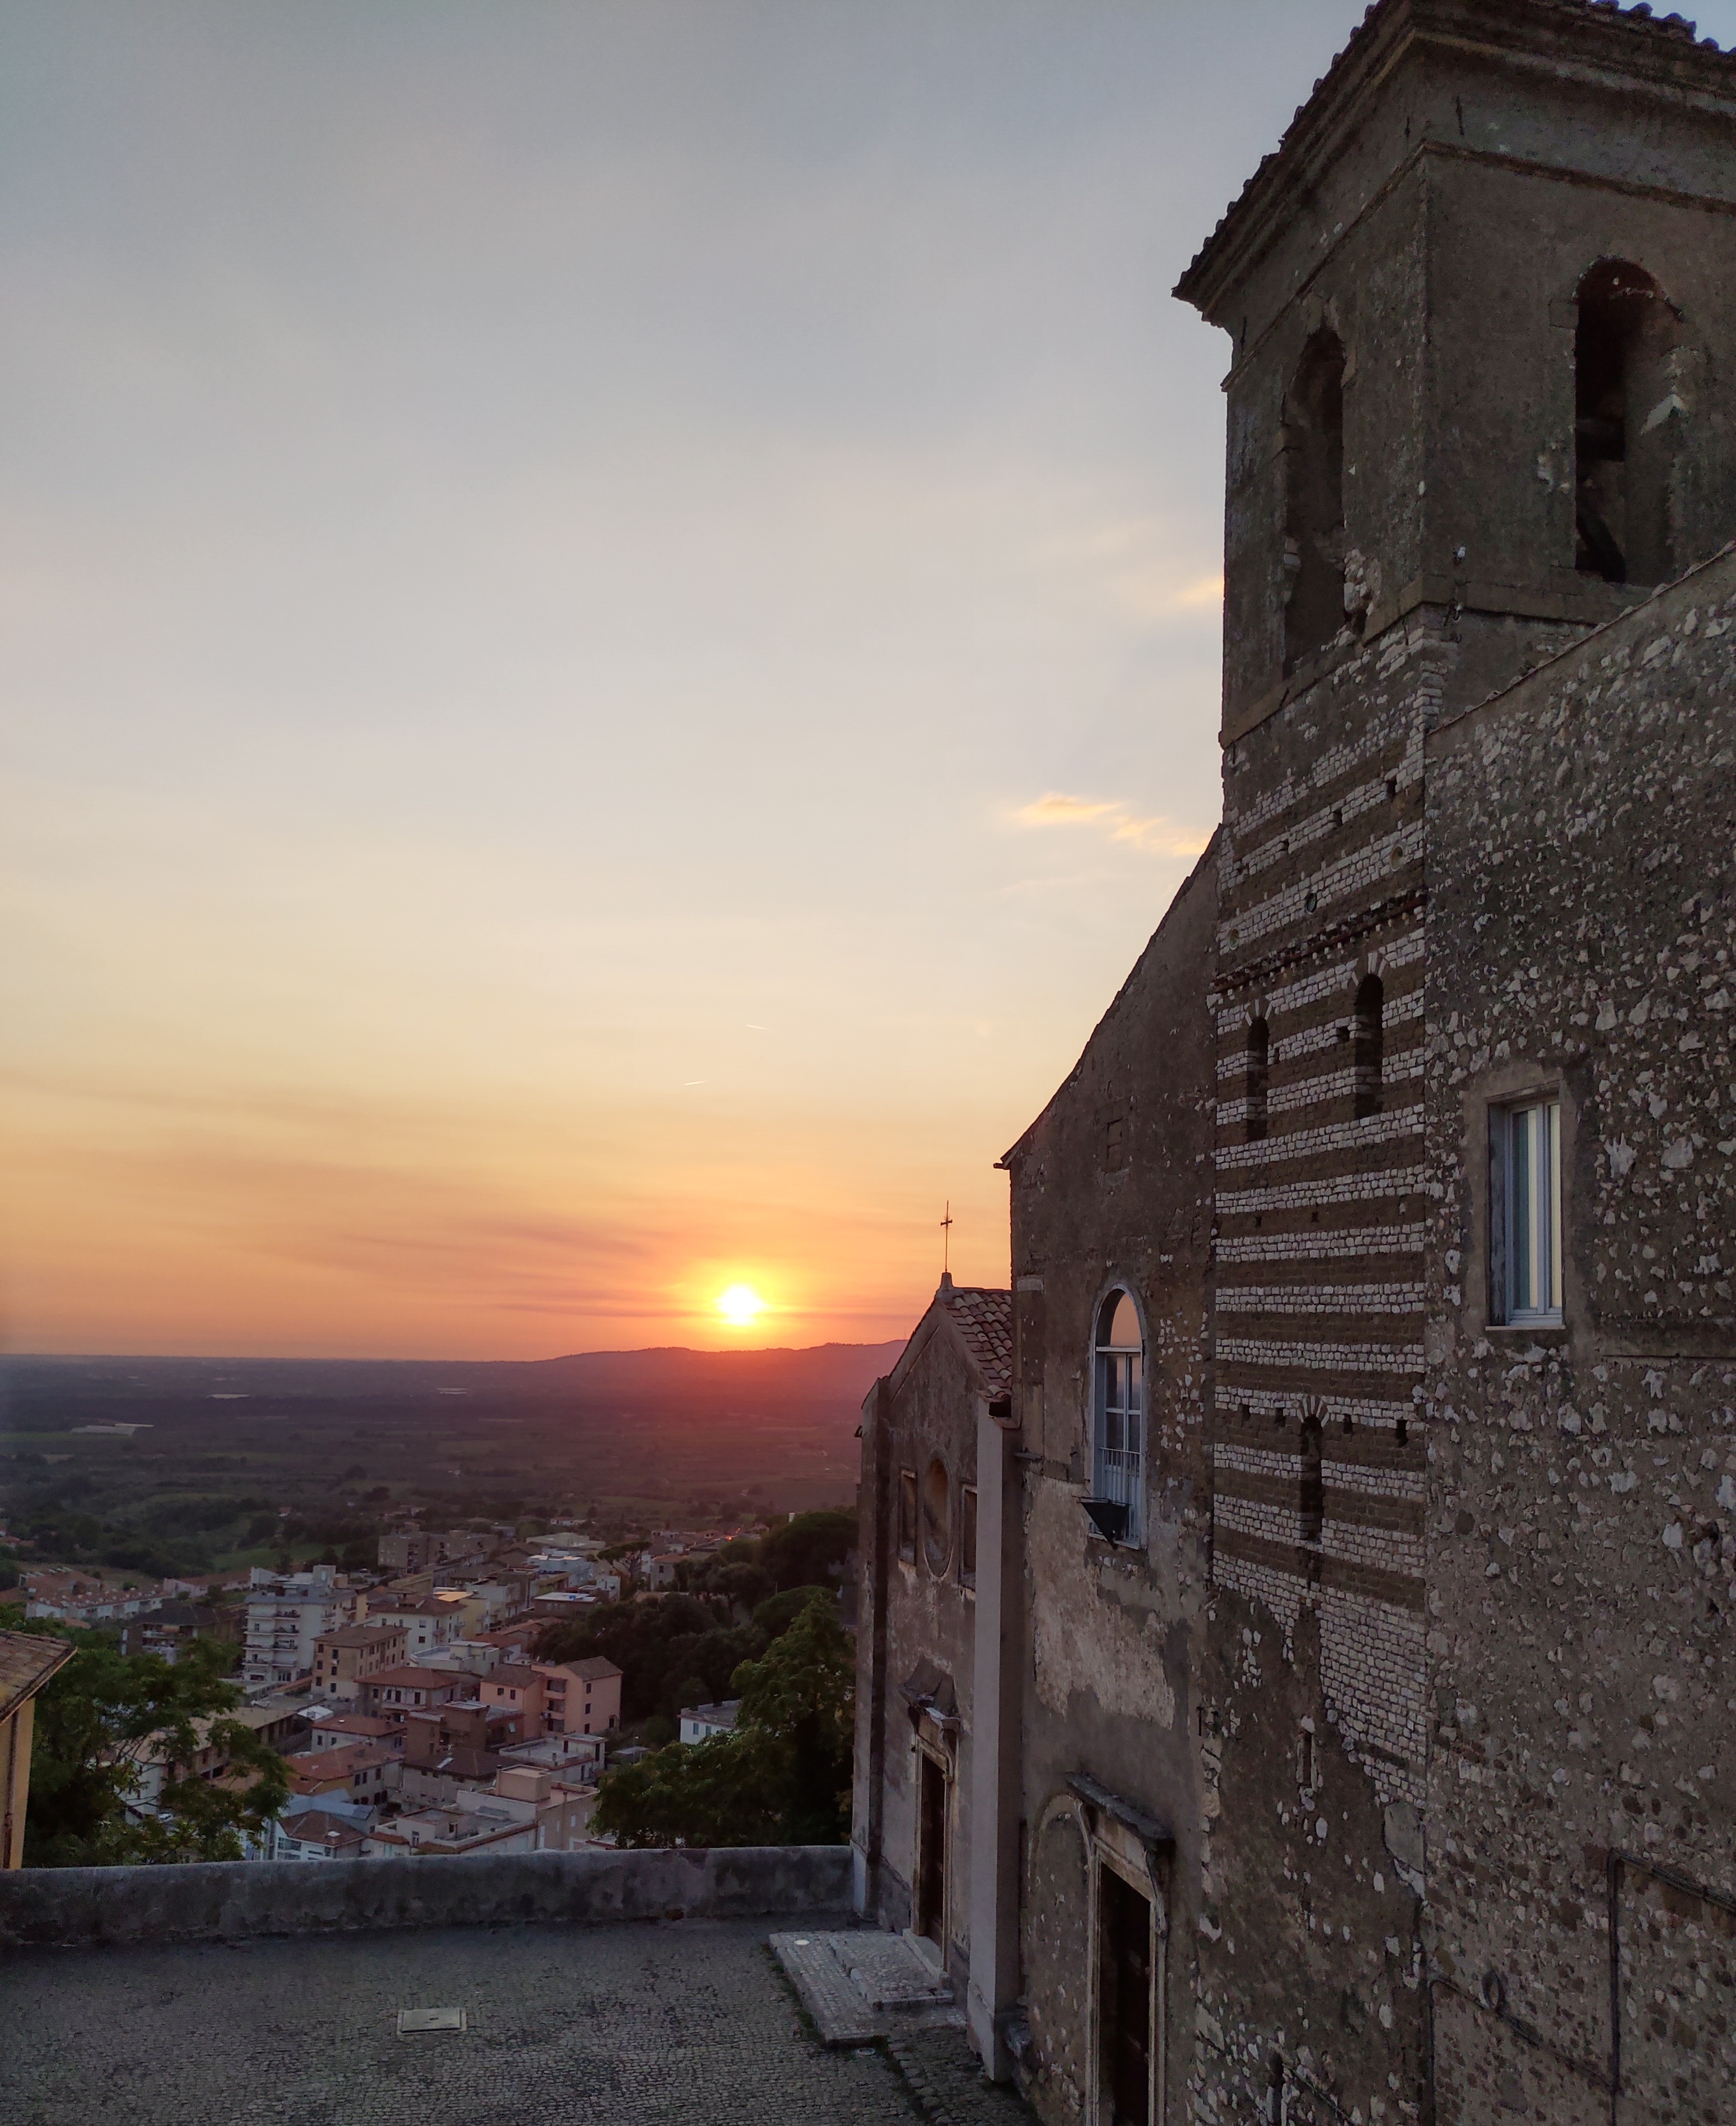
1179, 0, 1736, 745
1172, 0, 1736, 1840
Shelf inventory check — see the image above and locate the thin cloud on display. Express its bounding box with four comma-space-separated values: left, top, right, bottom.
1014, 792, 1118, 826
1013, 792, 1208, 859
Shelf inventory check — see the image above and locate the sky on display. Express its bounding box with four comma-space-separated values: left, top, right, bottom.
10, 2, 1731, 1360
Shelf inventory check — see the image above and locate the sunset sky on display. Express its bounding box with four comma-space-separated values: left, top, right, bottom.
14, 2, 1727, 1359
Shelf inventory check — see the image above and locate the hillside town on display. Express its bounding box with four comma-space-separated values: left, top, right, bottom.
7, 1519, 789, 1862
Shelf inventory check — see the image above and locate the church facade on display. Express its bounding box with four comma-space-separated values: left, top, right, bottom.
852, 6, 1736, 2123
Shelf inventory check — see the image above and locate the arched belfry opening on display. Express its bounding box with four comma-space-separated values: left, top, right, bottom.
1574, 260, 1681, 587
1282, 328, 1347, 672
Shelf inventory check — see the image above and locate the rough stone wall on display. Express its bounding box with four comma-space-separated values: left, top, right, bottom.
1003, 847, 1216, 2124
1423, 548, 1736, 2124
854, 1304, 982, 1974
1199, 606, 1558, 2126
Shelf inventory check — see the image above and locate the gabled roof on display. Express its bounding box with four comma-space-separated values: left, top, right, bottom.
0, 1629, 75, 1721
937, 1282, 1013, 1396
883, 1277, 1014, 1403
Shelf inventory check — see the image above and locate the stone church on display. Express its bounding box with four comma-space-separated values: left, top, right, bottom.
852, 5, 1736, 2121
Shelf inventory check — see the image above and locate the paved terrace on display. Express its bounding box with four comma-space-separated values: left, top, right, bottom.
0, 1852, 1032, 2126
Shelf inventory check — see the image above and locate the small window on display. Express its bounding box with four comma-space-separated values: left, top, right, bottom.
1491, 1098, 1563, 1324
1104, 1115, 1127, 1171
897, 1469, 917, 1562
1298, 1414, 1323, 1546
960, 1485, 978, 1587
1087, 1291, 1145, 1544
1351, 975, 1383, 1119
1245, 1017, 1269, 1143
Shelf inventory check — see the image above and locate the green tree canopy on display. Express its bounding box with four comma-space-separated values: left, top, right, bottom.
751, 1585, 838, 1640
758, 1510, 855, 1594
592, 1590, 854, 1849
3, 1613, 290, 1866
536, 1594, 758, 1722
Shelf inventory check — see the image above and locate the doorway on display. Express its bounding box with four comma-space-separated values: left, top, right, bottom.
917, 1750, 948, 1947
1098, 1865, 1153, 2125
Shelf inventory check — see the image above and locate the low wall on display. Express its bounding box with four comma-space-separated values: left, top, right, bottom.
0, 1843, 853, 1950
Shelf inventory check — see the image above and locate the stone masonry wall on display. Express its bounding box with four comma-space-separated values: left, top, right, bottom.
1004, 844, 1217, 2126
0, 1842, 855, 1949
1423, 547, 1736, 2124
855, 1308, 982, 1971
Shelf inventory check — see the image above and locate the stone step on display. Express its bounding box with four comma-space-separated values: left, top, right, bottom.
769, 1928, 964, 2047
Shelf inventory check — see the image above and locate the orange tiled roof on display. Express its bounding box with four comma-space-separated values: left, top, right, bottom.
937, 1282, 1013, 1397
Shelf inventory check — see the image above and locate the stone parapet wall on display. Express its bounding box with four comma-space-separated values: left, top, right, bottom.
0, 1843, 853, 1950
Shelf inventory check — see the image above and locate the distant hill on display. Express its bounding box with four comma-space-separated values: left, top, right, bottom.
0, 1341, 911, 1531
0, 1341, 906, 1408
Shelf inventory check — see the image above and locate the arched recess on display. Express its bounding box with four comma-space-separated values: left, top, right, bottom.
1574, 259, 1683, 587
1026, 1798, 1093, 2116
1282, 327, 1348, 671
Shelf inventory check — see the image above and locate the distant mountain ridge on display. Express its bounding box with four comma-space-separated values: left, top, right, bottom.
1, 1341, 908, 1410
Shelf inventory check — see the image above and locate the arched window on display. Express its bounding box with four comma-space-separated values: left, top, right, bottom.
1351, 975, 1383, 1120
1283, 328, 1347, 671
1245, 1016, 1270, 1143
1086, 1290, 1145, 1544
1574, 260, 1679, 586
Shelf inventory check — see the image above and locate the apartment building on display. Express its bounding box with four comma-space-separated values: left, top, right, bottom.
363, 1594, 463, 1662
309, 1620, 408, 1703
241, 1568, 362, 1690
478, 1656, 621, 1738
355, 1665, 466, 1720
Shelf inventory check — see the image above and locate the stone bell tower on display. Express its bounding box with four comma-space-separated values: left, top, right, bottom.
1168, 0, 1736, 1979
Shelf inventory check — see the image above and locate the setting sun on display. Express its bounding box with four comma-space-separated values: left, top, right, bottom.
715, 1283, 768, 1329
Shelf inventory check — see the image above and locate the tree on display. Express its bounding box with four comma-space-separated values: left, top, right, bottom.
6, 1614, 290, 1866
752, 1585, 838, 1640
759, 1510, 855, 1594
592, 1591, 854, 1849
536, 1594, 762, 1723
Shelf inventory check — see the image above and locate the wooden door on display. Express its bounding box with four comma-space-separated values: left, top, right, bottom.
1099, 1866, 1152, 2126
917, 1752, 947, 1945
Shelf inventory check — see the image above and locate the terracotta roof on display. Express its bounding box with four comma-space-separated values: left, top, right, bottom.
0, 1629, 75, 1720
937, 1281, 1014, 1396
363, 1664, 462, 1690
555, 1656, 622, 1682
280, 1808, 367, 1848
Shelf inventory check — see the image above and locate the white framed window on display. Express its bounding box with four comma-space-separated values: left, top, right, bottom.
1086, 1290, 1145, 1544
1491, 1097, 1563, 1324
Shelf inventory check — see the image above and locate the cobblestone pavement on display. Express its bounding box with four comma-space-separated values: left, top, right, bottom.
3, 1916, 1034, 2126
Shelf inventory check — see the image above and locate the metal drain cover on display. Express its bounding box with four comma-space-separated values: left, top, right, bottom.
397, 2007, 467, 2034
